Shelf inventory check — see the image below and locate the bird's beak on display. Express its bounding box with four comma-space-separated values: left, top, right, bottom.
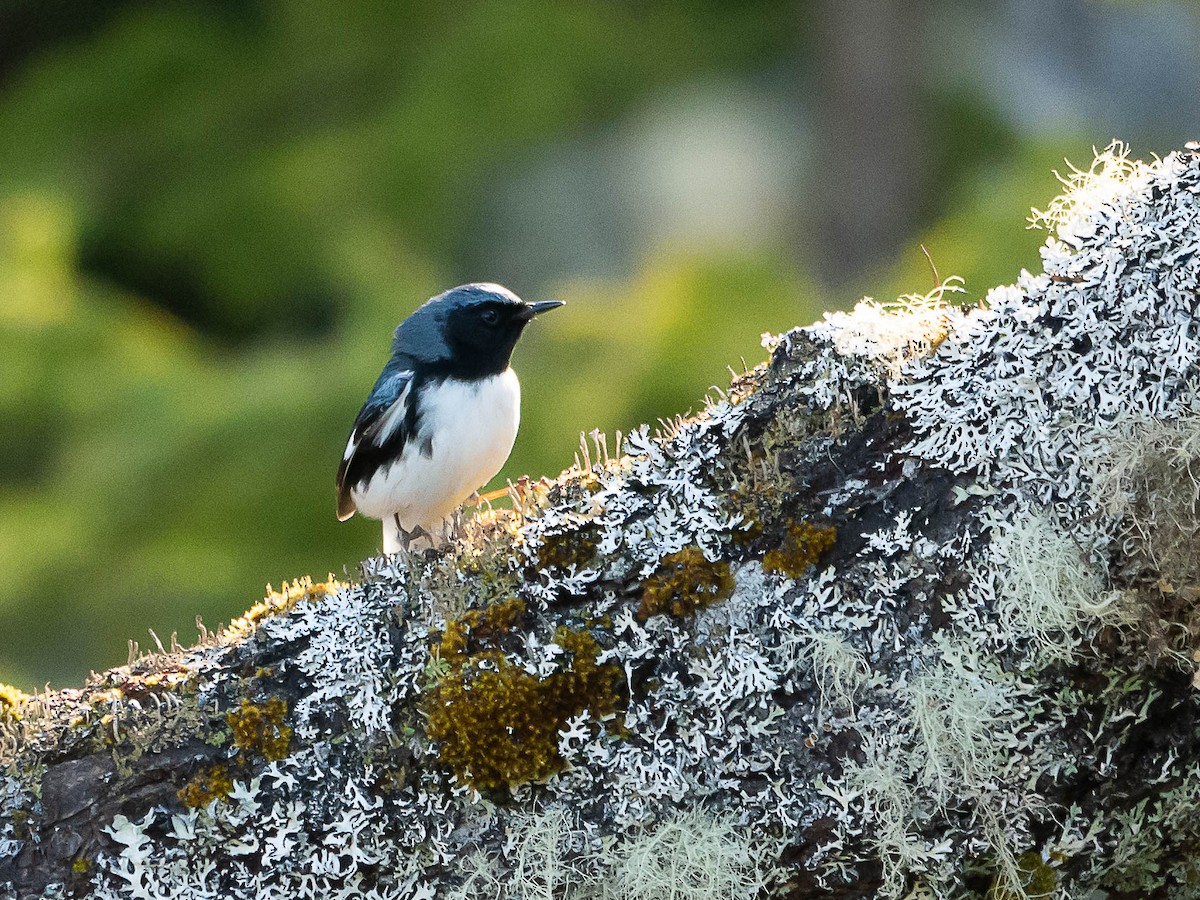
520, 299, 565, 321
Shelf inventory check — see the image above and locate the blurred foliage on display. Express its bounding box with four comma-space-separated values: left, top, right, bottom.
0, 0, 804, 687
0, 0, 1128, 687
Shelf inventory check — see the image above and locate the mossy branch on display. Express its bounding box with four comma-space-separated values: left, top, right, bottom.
6, 144, 1200, 899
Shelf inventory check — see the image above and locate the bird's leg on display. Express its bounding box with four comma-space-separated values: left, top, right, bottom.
384, 515, 436, 554
382, 514, 408, 555
447, 507, 467, 543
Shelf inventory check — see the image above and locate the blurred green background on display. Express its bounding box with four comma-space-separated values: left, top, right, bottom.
1, 0, 1198, 688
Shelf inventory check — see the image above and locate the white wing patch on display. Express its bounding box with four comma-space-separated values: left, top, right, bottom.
371, 379, 413, 446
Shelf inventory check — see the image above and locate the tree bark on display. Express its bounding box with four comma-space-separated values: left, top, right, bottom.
4, 144, 1200, 899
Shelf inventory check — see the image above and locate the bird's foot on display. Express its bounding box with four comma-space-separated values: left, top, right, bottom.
384, 515, 436, 554
401, 525, 425, 550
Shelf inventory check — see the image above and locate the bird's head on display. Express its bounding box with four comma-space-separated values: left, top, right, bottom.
394, 283, 564, 378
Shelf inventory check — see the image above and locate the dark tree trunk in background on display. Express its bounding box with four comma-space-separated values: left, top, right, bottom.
810, 0, 930, 287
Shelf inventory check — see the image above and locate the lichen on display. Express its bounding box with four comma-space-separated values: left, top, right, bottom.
990, 506, 1128, 663
726, 498, 764, 546
1088, 413, 1200, 665
762, 519, 837, 580
222, 576, 342, 640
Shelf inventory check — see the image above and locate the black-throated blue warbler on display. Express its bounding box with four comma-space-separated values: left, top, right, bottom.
337, 283, 563, 551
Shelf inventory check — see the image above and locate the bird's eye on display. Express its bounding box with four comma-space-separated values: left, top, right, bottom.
480, 309, 500, 326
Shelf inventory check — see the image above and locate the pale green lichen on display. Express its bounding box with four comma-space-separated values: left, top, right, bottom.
450, 807, 768, 900
991, 507, 1127, 661
795, 630, 870, 718
1088, 413, 1200, 668
837, 731, 929, 897
607, 809, 770, 900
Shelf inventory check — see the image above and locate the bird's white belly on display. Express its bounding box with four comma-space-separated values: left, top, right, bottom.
352, 369, 521, 531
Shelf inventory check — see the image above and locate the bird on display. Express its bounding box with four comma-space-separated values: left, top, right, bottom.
336, 283, 564, 553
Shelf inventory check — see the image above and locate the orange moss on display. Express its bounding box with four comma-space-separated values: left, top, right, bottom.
763, 520, 837, 579
178, 764, 234, 808
424, 609, 620, 792
438, 597, 527, 664
638, 547, 735, 621
227, 697, 291, 762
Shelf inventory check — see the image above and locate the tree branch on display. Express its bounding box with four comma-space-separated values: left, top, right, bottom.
5, 143, 1200, 899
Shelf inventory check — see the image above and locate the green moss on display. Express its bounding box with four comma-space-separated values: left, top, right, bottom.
424, 605, 620, 792
762, 520, 837, 579
987, 851, 1058, 899
638, 547, 735, 621
227, 697, 292, 762
178, 764, 234, 808
71, 857, 91, 875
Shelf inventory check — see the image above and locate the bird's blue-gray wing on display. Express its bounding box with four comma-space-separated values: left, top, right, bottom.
336, 362, 415, 520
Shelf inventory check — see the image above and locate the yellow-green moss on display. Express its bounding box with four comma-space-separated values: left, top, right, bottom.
178, 764, 234, 808
227, 697, 291, 762
988, 851, 1058, 899
638, 547, 735, 621
174, 698, 290, 807
71, 857, 91, 875
763, 520, 837, 579
224, 576, 342, 639
0, 682, 28, 718
424, 613, 620, 792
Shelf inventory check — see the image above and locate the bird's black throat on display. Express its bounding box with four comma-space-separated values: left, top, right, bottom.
439, 300, 532, 379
